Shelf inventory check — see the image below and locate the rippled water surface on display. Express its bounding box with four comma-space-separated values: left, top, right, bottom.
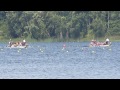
0, 42, 120, 79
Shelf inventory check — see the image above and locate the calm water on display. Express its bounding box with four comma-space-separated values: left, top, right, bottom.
0, 42, 120, 79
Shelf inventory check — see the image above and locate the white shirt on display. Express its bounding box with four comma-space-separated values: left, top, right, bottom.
23, 40, 26, 42
106, 38, 109, 42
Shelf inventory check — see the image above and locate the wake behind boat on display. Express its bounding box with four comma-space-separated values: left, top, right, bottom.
6, 39, 28, 48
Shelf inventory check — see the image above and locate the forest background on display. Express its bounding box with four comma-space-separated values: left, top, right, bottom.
0, 11, 119, 42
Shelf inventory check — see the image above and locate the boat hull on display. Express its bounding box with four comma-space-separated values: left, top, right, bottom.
6, 45, 28, 48
89, 44, 111, 47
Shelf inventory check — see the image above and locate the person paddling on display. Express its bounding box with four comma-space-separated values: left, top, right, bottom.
105, 38, 110, 45
22, 39, 26, 46
8, 39, 12, 47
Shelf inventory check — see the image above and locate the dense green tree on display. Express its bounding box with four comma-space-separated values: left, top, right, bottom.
0, 11, 120, 41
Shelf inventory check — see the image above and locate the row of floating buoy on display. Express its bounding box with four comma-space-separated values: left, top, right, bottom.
40, 48, 44, 52
0, 44, 112, 54
0, 48, 3, 51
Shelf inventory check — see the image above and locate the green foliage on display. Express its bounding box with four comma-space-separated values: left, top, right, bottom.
0, 11, 120, 41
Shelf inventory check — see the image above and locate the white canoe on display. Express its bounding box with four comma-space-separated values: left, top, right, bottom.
6, 45, 28, 48
89, 44, 111, 47
99, 44, 110, 47
89, 42, 111, 47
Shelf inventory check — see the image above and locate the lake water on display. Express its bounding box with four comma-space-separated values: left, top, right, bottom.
0, 42, 120, 79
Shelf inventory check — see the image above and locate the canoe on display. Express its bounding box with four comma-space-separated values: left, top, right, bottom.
6, 45, 28, 48
89, 44, 111, 47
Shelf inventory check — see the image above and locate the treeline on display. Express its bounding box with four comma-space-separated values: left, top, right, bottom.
0, 11, 120, 41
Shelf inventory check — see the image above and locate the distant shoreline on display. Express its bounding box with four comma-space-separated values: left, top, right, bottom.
0, 36, 120, 43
